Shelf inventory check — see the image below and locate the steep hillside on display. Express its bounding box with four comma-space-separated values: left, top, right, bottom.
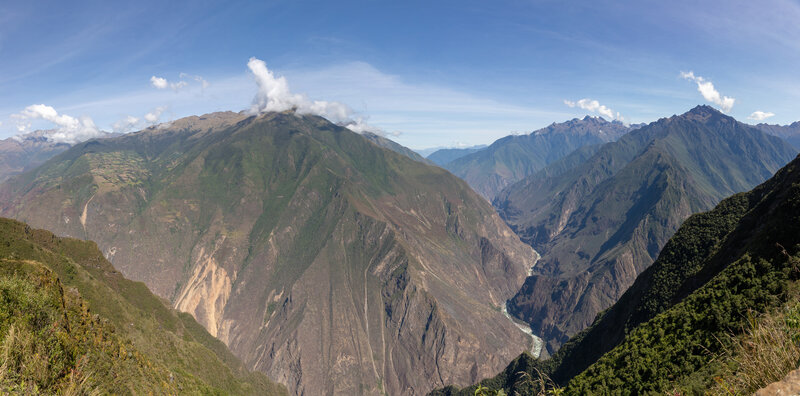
0, 217, 285, 395
427, 146, 486, 167
434, 152, 800, 395
361, 131, 433, 164
444, 116, 632, 199
756, 121, 800, 150
495, 105, 797, 354
0, 111, 537, 395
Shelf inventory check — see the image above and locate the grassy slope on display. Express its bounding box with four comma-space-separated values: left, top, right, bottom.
0, 217, 286, 395
433, 153, 800, 395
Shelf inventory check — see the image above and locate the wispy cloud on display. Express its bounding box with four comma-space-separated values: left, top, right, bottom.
180, 73, 210, 89
2, 61, 569, 148
111, 115, 139, 133
112, 106, 168, 133
151, 74, 204, 92
11, 104, 102, 143
748, 110, 776, 121
680, 71, 735, 112
247, 57, 382, 135
563, 98, 623, 121
144, 106, 167, 124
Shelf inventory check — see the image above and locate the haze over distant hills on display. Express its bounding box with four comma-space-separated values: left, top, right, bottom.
495, 105, 797, 354
0, 111, 538, 395
426, 145, 487, 166
361, 130, 433, 164
443, 116, 635, 200
756, 121, 800, 150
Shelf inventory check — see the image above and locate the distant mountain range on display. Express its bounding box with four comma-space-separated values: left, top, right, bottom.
494, 105, 797, 354
434, 142, 800, 395
756, 121, 800, 150
0, 111, 537, 395
0, 131, 92, 183
426, 145, 487, 166
361, 131, 433, 164
443, 116, 635, 200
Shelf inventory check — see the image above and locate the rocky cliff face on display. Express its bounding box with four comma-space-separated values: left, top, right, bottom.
0, 111, 537, 395
495, 105, 798, 354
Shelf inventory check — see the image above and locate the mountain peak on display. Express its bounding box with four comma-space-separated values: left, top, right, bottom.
581, 115, 608, 124
681, 104, 725, 121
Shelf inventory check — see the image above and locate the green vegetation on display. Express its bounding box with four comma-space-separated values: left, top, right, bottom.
433, 143, 800, 394
0, 217, 286, 395
498, 105, 798, 354
710, 300, 800, 394
1, 111, 537, 395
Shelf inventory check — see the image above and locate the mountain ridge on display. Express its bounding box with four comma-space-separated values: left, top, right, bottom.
495, 105, 798, 354
432, 147, 800, 396
0, 110, 538, 395
444, 116, 633, 199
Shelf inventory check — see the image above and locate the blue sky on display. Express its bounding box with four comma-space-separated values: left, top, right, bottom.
1, 0, 799, 148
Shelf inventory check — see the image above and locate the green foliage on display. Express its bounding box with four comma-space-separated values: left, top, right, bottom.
0, 218, 286, 395
434, 153, 800, 396
785, 303, 800, 344
474, 384, 506, 396
708, 300, 800, 394
562, 158, 800, 393
499, 107, 797, 356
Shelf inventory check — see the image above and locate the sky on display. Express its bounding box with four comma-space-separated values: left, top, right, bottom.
1, 0, 799, 149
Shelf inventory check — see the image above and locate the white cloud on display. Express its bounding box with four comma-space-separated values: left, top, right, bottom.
151, 76, 168, 89
680, 71, 735, 112
112, 115, 140, 133
144, 106, 167, 124
150, 75, 200, 92
111, 106, 168, 133
180, 73, 210, 89
11, 104, 102, 144
748, 110, 776, 121
247, 57, 383, 134
563, 98, 623, 121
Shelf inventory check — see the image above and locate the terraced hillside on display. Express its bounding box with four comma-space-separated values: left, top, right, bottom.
0, 111, 537, 395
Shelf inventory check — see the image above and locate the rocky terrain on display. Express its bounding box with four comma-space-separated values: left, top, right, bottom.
0, 111, 538, 395
495, 105, 797, 354
436, 146, 800, 395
